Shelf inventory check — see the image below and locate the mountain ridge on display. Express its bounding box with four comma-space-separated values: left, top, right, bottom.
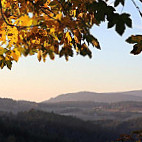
44, 90, 142, 103
1, 91, 142, 121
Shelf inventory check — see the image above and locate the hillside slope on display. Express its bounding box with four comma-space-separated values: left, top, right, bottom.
45, 90, 142, 103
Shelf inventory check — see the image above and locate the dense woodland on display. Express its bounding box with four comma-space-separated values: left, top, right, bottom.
0, 110, 114, 142
1, 97, 142, 141
0, 109, 142, 142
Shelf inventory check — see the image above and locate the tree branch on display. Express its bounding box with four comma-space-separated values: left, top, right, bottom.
27, 0, 59, 22
131, 0, 142, 18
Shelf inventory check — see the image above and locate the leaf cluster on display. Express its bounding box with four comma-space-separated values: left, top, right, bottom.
0, 0, 139, 69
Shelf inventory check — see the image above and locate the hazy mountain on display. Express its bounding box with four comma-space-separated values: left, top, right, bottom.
0, 90, 142, 121
122, 90, 142, 97
0, 98, 38, 113
45, 90, 142, 103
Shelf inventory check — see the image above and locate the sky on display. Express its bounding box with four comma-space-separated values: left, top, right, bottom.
0, 0, 142, 102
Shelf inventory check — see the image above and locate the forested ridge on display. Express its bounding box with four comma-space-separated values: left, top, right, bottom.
0, 109, 142, 142
0, 109, 114, 142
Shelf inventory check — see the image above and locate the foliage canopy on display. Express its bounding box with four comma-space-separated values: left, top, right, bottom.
0, 0, 141, 69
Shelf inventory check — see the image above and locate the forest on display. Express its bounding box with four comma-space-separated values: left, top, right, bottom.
0, 109, 142, 142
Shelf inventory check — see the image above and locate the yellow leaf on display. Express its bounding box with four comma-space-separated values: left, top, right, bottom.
0, 56, 3, 61
5, 56, 9, 61
0, 30, 6, 42
66, 32, 72, 43
0, 47, 4, 55
0, 62, 4, 69
42, 52, 47, 62
1, 0, 7, 8
50, 28, 55, 33
11, 49, 21, 62
56, 13, 62, 21
37, 50, 42, 62
7, 26, 18, 45
32, 19, 38, 25
71, 10, 76, 17
15, 15, 32, 26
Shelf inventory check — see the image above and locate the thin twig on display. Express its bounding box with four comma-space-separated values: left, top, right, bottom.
27, 0, 59, 22
131, 0, 142, 18
40, 6, 55, 15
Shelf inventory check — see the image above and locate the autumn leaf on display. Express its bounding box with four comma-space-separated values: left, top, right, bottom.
37, 50, 42, 62
66, 32, 72, 43
0, 47, 4, 55
56, 13, 62, 21
11, 49, 21, 62
126, 35, 142, 55
7, 26, 18, 45
0, 0, 136, 69
85, 34, 101, 49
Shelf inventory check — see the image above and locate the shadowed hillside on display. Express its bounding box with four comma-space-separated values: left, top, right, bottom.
0, 109, 118, 142
1, 94, 142, 121
0, 110, 142, 142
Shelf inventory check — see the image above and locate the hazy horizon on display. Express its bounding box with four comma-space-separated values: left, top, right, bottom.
0, 89, 142, 103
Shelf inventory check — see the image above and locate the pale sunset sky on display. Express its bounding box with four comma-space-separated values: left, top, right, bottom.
0, 0, 142, 102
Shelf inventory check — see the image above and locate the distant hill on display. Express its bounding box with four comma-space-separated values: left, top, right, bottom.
1, 90, 142, 121
45, 90, 142, 103
122, 90, 142, 97
0, 98, 38, 113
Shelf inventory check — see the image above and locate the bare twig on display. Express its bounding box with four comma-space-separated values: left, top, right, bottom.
27, 0, 59, 22
131, 0, 142, 18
